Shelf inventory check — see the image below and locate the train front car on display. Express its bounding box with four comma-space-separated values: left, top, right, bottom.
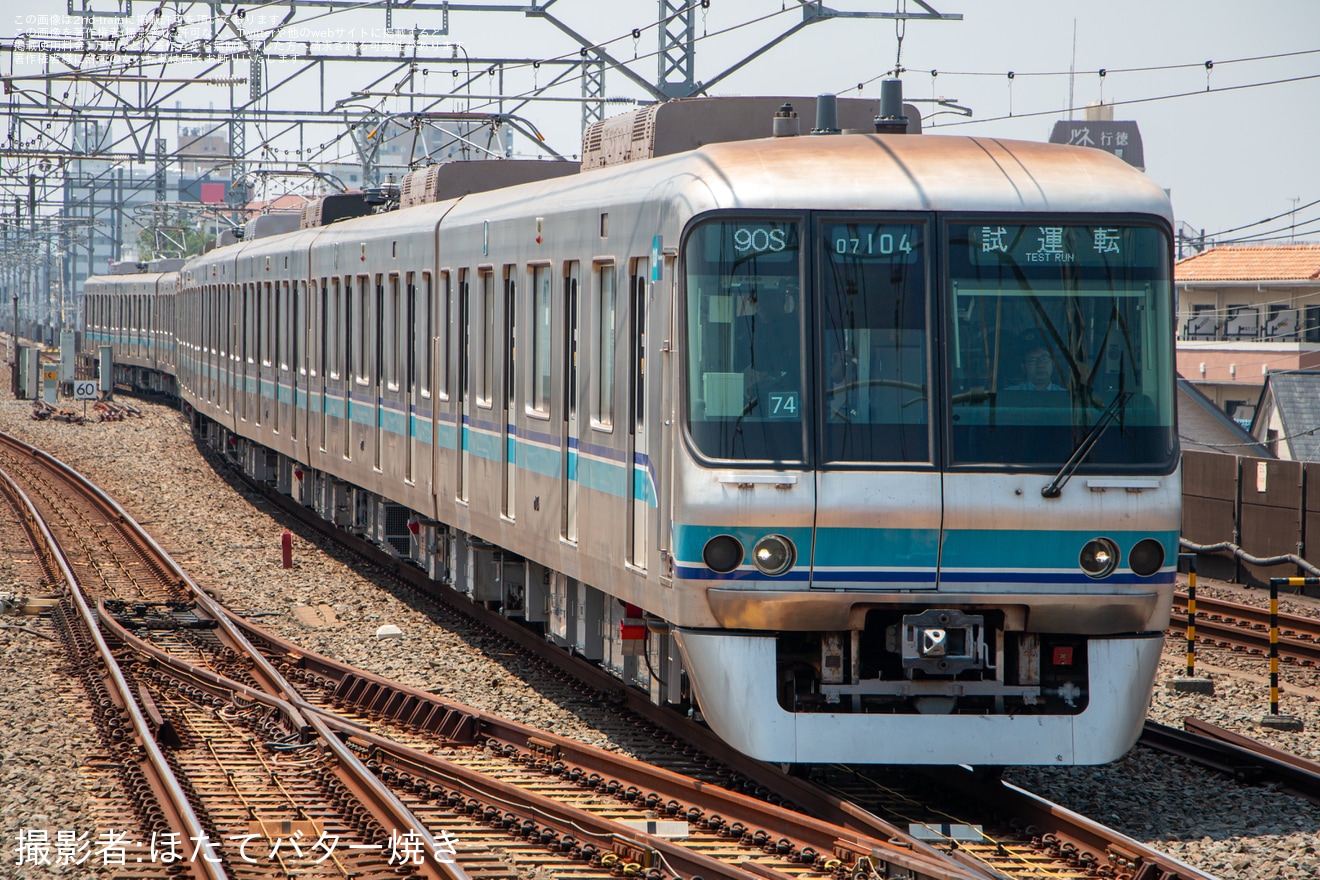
669, 134, 1177, 766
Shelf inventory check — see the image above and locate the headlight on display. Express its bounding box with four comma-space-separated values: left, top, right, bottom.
752, 534, 796, 577
1079, 538, 1119, 578
1129, 539, 1165, 577
702, 535, 744, 574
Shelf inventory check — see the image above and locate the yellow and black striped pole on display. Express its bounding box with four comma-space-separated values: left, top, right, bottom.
1185, 555, 1198, 678
1172, 554, 1214, 694
1269, 578, 1281, 715
1263, 577, 1314, 731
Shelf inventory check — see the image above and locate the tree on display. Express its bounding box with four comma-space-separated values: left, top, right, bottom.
137, 224, 208, 260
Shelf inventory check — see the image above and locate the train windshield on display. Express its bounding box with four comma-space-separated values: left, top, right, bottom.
684, 219, 806, 462
946, 222, 1175, 469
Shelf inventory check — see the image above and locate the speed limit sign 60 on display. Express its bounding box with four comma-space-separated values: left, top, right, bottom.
73, 381, 99, 401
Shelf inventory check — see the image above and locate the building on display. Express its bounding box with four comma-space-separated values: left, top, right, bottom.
178, 126, 231, 176
1175, 243, 1320, 421
1177, 378, 1271, 456
1248, 371, 1320, 461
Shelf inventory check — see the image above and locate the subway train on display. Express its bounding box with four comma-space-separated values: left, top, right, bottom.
80, 96, 1180, 765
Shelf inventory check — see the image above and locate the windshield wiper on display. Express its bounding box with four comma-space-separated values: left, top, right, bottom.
1041, 391, 1133, 499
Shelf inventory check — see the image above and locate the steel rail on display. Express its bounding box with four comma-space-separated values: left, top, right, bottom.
1168, 596, 1320, 666
1140, 720, 1320, 806
230, 612, 981, 880
0, 432, 312, 720
1181, 718, 1320, 805
0, 463, 226, 880
0, 430, 464, 880
214, 440, 1224, 880
96, 608, 470, 879
226, 451, 1000, 877
1173, 591, 1320, 640
916, 767, 1221, 880
104, 609, 975, 880
1139, 721, 1279, 783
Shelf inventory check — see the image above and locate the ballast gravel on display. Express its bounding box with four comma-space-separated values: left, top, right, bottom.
1, 384, 1318, 880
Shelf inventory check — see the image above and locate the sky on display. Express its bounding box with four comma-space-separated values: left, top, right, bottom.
5, 0, 1318, 247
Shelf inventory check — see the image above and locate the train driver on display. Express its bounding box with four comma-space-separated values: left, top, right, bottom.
1006, 329, 1066, 392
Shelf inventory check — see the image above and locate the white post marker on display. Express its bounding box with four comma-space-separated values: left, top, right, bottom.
74, 379, 98, 421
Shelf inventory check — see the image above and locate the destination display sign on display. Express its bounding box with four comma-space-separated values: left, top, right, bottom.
694, 220, 800, 264
963, 224, 1163, 269
822, 222, 922, 263
1048, 120, 1145, 170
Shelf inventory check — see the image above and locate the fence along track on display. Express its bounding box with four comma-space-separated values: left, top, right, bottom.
0, 431, 460, 879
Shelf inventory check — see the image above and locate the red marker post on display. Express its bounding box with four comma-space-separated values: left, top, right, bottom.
281, 529, 293, 569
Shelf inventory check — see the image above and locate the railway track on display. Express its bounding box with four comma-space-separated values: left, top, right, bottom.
0, 421, 1231, 880
0, 434, 462, 878
188, 431, 1220, 880
0, 430, 981, 880
1171, 591, 1320, 666
0, 457, 183, 878
1141, 718, 1320, 806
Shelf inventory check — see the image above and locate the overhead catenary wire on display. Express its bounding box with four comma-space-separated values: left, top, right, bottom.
840, 46, 1320, 96
1216, 213, 1320, 244
1208, 196, 1320, 238
930, 71, 1320, 128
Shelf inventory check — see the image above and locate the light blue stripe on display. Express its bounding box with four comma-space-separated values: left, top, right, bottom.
942, 530, 1179, 571
814, 527, 939, 569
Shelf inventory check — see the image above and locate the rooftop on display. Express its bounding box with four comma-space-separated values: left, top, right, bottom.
1177, 378, 1271, 457
1250, 370, 1320, 461
1177, 243, 1320, 283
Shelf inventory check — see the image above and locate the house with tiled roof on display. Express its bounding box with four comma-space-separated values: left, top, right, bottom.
1178, 379, 1272, 457
1177, 243, 1320, 419
1249, 371, 1320, 461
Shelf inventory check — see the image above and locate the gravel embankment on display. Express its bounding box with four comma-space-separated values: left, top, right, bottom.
1, 383, 1318, 879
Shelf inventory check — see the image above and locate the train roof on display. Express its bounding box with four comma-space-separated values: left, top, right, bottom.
184, 130, 1172, 275
440, 131, 1173, 227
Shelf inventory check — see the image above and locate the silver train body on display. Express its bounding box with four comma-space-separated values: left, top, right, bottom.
82, 119, 1180, 765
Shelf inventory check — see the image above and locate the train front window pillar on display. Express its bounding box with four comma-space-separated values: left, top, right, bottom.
945, 222, 1176, 470
683, 218, 805, 463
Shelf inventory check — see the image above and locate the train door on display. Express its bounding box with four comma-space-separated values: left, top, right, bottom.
320, 279, 329, 452
343, 276, 354, 459
274, 280, 283, 434
561, 262, 580, 543
628, 260, 648, 569
374, 274, 386, 471
294, 280, 304, 444
433, 270, 450, 502
223, 287, 233, 414
241, 283, 251, 422
456, 269, 470, 502
502, 266, 516, 518
406, 272, 418, 484
260, 281, 270, 425
657, 250, 676, 582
